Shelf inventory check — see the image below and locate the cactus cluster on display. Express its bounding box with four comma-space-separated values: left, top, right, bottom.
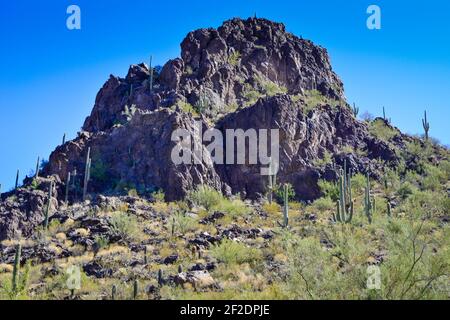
82, 147, 92, 201
333, 161, 354, 223
422, 110, 430, 141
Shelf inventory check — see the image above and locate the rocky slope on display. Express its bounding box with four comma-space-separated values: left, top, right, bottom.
0, 17, 446, 240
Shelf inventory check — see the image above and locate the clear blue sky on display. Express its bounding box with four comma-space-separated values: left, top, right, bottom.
1, 0, 449, 191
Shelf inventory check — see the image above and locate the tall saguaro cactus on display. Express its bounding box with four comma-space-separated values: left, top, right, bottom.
12, 243, 21, 294
44, 181, 53, 229
35, 157, 40, 178
82, 147, 91, 201
333, 162, 354, 223
364, 173, 374, 224
149, 55, 154, 93
281, 184, 289, 228
422, 110, 430, 141
267, 158, 277, 204
352, 103, 359, 117
15, 169, 19, 189
65, 172, 71, 204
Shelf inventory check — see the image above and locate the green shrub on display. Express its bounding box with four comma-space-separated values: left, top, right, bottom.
396, 181, 417, 200
318, 180, 339, 202
170, 212, 198, 234
228, 51, 241, 66
109, 212, 139, 241
210, 239, 262, 265
369, 119, 398, 142
151, 189, 165, 202
313, 151, 333, 167
188, 185, 224, 211
311, 197, 334, 211
215, 198, 251, 217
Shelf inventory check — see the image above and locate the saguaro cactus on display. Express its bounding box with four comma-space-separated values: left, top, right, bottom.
364, 173, 374, 224
12, 243, 21, 293
82, 147, 91, 201
44, 181, 53, 229
15, 169, 19, 189
149, 55, 154, 93
111, 284, 117, 300
133, 279, 139, 300
386, 201, 392, 218
333, 163, 354, 223
352, 103, 359, 117
65, 172, 71, 204
422, 110, 430, 141
267, 158, 277, 204
35, 157, 40, 178
62, 133, 66, 145
158, 269, 164, 287
281, 184, 289, 228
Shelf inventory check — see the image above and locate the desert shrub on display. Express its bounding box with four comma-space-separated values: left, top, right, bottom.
310, 197, 334, 212
369, 119, 398, 142
283, 234, 368, 299
262, 202, 281, 215
341, 145, 354, 154
215, 198, 251, 217
127, 188, 138, 197
402, 190, 447, 218
318, 180, 339, 202
151, 189, 165, 202
170, 212, 198, 234
109, 212, 139, 241
350, 173, 367, 195
381, 221, 450, 299
90, 159, 110, 185
396, 181, 417, 200
303, 90, 339, 113
210, 239, 262, 265
228, 51, 241, 66
313, 151, 333, 167
188, 185, 224, 211
422, 163, 447, 192
242, 83, 263, 107
94, 235, 109, 251
263, 80, 287, 97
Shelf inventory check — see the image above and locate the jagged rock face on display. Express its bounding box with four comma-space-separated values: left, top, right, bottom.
50, 109, 224, 201
215, 95, 397, 200
176, 18, 344, 110
83, 18, 345, 132
0, 177, 59, 240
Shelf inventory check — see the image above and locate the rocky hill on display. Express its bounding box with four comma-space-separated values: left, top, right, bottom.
0, 18, 448, 300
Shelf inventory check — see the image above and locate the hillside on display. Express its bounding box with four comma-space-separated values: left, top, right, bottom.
0, 17, 449, 300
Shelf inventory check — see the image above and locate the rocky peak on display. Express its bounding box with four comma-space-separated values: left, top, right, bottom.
83, 17, 345, 132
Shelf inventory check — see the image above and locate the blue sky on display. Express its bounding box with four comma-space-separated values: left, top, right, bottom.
0, 0, 449, 191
